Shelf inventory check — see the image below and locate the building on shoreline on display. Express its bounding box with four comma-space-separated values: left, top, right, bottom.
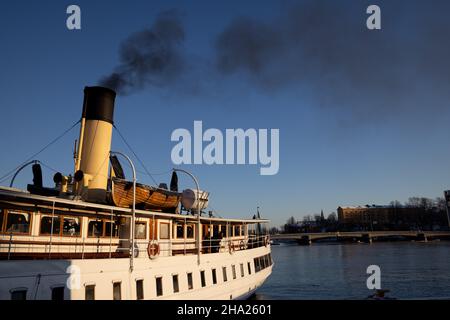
337, 204, 448, 231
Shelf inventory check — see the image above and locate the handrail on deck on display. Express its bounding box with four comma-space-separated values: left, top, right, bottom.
0, 233, 270, 260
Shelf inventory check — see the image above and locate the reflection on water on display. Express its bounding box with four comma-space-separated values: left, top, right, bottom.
255, 241, 450, 300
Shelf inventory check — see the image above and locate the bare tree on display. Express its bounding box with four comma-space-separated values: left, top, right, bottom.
389, 200, 402, 208
327, 212, 337, 222
406, 197, 421, 208
314, 214, 322, 223
286, 216, 296, 225
435, 197, 447, 211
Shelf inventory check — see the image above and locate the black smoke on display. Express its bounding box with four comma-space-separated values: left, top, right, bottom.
100, 1, 450, 125
100, 10, 185, 95
213, 0, 450, 121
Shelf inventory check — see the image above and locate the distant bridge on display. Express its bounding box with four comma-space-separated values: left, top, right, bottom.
271, 231, 450, 245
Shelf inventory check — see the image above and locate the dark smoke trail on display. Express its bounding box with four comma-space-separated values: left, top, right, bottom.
99, 10, 185, 95
213, 0, 450, 121
101, 1, 450, 126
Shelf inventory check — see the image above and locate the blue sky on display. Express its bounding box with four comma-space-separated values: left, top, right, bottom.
1, 0, 450, 227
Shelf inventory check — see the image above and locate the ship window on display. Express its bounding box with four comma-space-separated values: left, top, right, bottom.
228, 225, 233, 237
254, 257, 260, 272
186, 224, 194, 239
248, 262, 252, 275
200, 270, 206, 287
136, 280, 144, 300
212, 269, 217, 284
187, 272, 193, 290
0, 209, 4, 231
88, 220, 103, 237
62, 216, 81, 237
213, 225, 219, 238
40, 215, 58, 235
172, 275, 179, 293
6, 210, 31, 234
113, 282, 121, 300
156, 277, 163, 297
135, 222, 147, 239
159, 222, 170, 239
176, 223, 184, 238
220, 225, 226, 238
240, 263, 245, 277
232, 265, 237, 279
105, 221, 120, 237
51, 287, 64, 300
203, 224, 212, 239
10, 289, 27, 300
85, 285, 95, 300
222, 267, 228, 282
234, 226, 240, 237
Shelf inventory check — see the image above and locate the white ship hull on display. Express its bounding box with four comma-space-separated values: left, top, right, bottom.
0, 245, 272, 300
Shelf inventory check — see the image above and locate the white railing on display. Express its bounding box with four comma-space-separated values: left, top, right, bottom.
0, 233, 270, 260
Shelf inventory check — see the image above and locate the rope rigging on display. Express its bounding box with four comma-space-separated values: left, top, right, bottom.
0, 120, 80, 184
113, 124, 171, 186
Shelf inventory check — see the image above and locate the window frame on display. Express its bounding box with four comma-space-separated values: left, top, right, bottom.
186, 224, 195, 239
87, 219, 104, 238
159, 222, 170, 240
187, 272, 194, 290
104, 220, 121, 238
2, 209, 32, 235
85, 284, 95, 300
87, 218, 119, 238
39, 214, 83, 237
234, 225, 241, 237
200, 270, 206, 287
39, 215, 61, 236
212, 268, 217, 285
135, 221, 147, 240
0, 209, 5, 232
175, 222, 184, 239
254, 257, 260, 272
51, 286, 65, 301
172, 274, 180, 293
113, 281, 122, 300
222, 266, 228, 282
136, 279, 144, 300
228, 225, 233, 237
10, 288, 27, 300
61, 215, 82, 237
156, 276, 163, 297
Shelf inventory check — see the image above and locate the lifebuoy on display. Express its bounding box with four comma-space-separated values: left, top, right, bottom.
147, 241, 160, 259
239, 240, 246, 251
228, 241, 235, 254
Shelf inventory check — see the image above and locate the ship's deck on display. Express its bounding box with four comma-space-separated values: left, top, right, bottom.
0, 187, 270, 261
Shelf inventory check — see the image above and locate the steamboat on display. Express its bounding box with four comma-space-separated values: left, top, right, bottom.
0, 86, 272, 300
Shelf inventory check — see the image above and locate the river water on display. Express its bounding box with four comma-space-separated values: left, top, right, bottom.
255, 241, 450, 299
